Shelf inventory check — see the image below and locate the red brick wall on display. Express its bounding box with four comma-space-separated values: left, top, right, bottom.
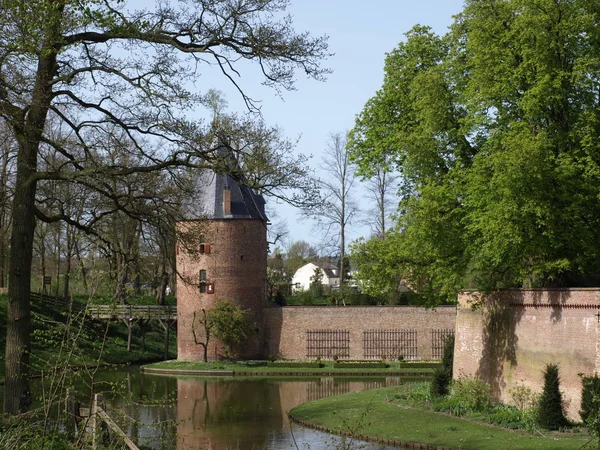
264, 306, 457, 360
176, 219, 267, 361
454, 289, 600, 420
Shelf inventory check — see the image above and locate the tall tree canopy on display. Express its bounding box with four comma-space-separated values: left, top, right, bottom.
0, 0, 328, 414
349, 0, 600, 302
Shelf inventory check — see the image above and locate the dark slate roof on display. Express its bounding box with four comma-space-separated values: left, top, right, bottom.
183, 168, 267, 221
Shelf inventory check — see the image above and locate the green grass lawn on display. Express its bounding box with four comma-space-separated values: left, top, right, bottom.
289, 386, 596, 450
143, 359, 436, 375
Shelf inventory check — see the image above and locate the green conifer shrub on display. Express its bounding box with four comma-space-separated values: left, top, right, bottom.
430, 334, 454, 397
537, 363, 568, 430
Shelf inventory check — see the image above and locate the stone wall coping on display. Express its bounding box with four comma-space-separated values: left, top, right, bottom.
460, 288, 600, 292
458, 290, 600, 308
263, 305, 457, 309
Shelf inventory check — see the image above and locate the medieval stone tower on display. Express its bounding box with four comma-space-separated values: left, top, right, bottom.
176, 161, 268, 361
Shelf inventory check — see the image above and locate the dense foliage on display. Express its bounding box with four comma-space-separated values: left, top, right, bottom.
581, 374, 600, 436
349, 0, 600, 303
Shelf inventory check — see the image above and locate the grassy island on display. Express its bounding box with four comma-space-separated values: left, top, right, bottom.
288, 385, 595, 450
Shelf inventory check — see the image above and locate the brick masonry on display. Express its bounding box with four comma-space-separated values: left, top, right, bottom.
176, 219, 267, 361
263, 305, 457, 360
454, 289, 600, 420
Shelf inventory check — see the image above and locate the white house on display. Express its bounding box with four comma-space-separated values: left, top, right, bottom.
292, 262, 340, 292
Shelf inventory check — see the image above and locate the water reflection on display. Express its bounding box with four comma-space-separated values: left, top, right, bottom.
174, 376, 402, 450
6, 367, 406, 449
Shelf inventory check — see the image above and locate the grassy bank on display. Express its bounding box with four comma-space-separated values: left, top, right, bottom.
143, 359, 436, 375
289, 386, 594, 450
0, 294, 176, 382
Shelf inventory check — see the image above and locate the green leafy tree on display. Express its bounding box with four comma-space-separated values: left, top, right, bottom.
0, 0, 328, 414
210, 300, 250, 358
192, 301, 250, 361
349, 0, 600, 303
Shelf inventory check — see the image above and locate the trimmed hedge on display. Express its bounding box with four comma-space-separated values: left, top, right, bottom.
333, 362, 389, 369
267, 361, 324, 368
239, 361, 268, 368
400, 362, 441, 369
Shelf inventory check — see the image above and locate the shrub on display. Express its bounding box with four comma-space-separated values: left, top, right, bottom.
537, 363, 568, 430
394, 382, 431, 403
451, 377, 494, 413
433, 395, 470, 417
267, 361, 324, 368
487, 405, 523, 429
509, 384, 539, 411
400, 362, 440, 369
430, 367, 452, 397
580, 374, 600, 436
430, 334, 454, 397
332, 362, 389, 369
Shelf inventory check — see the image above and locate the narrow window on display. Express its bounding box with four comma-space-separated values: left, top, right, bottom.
199, 270, 207, 293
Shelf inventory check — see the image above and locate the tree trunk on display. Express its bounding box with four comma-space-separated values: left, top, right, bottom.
74, 240, 88, 293
4, 6, 62, 414
4, 162, 37, 413
55, 222, 61, 297
0, 142, 10, 288
156, 259, 168, 306
63, 227, 71, 300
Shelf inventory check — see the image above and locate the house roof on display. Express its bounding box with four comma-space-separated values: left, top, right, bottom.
293, 261, 340, 281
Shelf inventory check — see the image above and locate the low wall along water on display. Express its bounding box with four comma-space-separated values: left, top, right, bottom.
263, 305, 457, 361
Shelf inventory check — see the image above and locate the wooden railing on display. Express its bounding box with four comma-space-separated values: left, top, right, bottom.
32, 292, 177, 320
86, 304, 177, 320
89, 393, 139, 450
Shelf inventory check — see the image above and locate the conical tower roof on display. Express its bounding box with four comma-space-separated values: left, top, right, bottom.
182, 148, 267, 221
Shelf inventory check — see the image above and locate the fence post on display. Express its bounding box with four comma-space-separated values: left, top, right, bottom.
65, 387, 80, 439
91, 393, 108, 450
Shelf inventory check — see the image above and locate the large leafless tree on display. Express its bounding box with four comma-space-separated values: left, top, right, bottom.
0, 0, 328, 414
308, 132, 358, 288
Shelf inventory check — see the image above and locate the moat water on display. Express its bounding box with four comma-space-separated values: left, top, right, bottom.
94, 367, 408, 449
1, 366, 418, 449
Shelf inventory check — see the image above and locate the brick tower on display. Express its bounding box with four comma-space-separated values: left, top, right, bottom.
176, 160, 267, 361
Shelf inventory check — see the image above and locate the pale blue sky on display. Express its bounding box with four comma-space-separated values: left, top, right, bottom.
170, 1, 467, 250
257, 1, 466, 250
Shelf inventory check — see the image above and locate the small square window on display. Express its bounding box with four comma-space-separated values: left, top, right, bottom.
199, 282, 206, 294
200, 270, 207, 281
